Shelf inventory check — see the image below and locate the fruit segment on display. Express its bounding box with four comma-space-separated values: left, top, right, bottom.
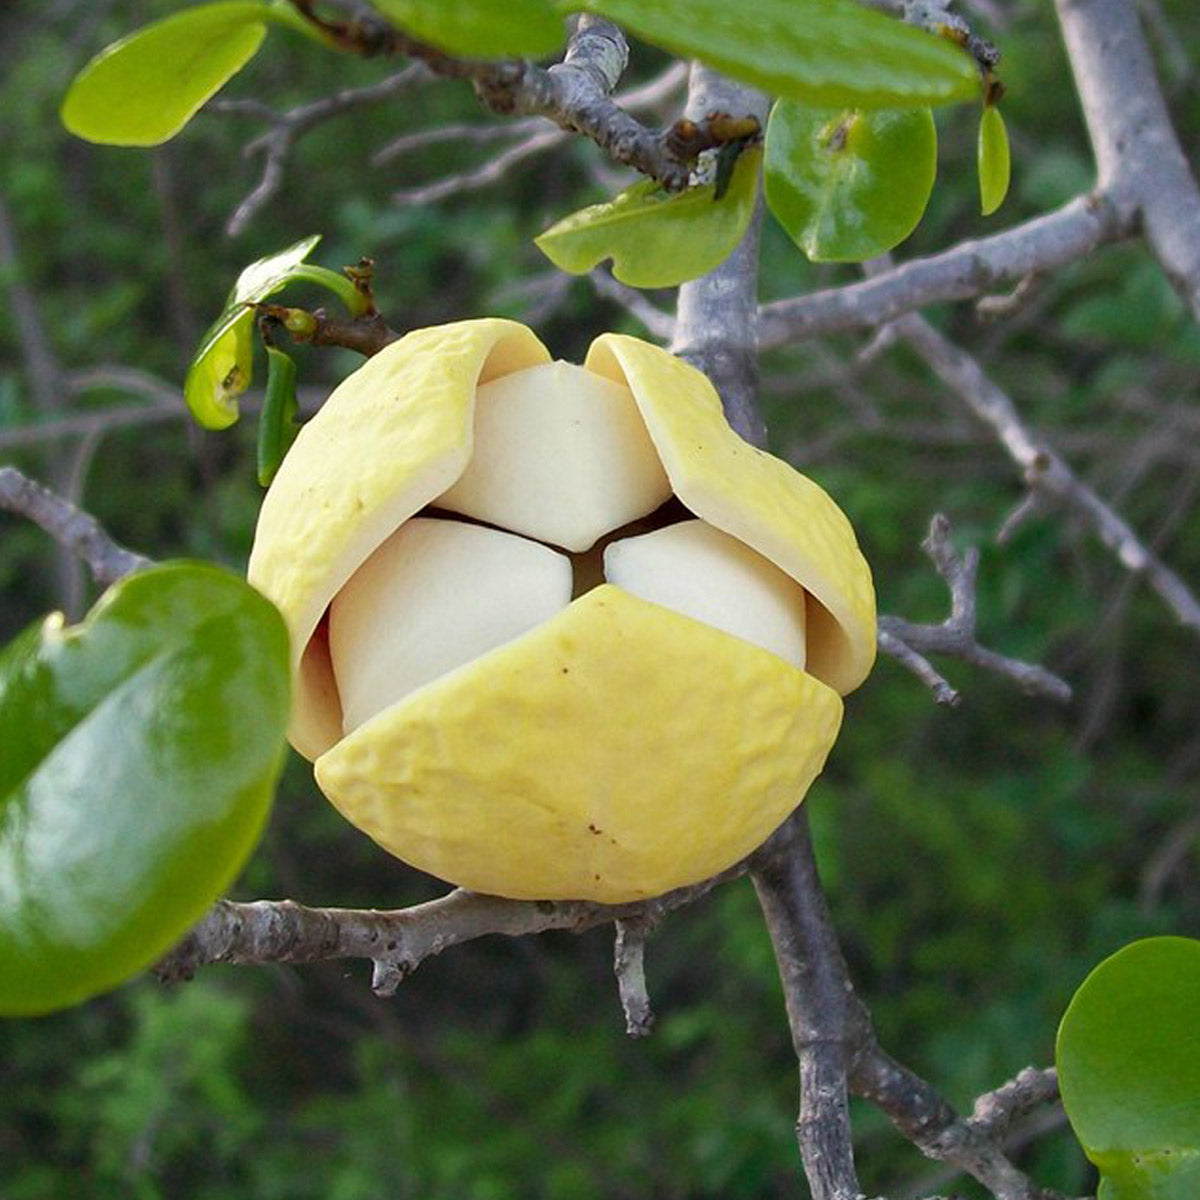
436, 361, 673, 552
603, 519, 808, 669
328, 518, 572, 732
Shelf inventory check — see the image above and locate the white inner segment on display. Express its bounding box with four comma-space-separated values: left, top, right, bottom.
329, 518, 572, 732
603, 519, 808, 668
436, 361, 674, 552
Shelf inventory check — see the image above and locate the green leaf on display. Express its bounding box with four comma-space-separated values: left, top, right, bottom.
567, 0, 980, 108
257, 346, 300, 487
60, 2, 271, 146
764, 100, 936, 262
371, 0, 563, 57
535, 145, 761, 288
184, 233, 322, 430
978, 105, 1011, 215
1057, 937, 1200, 1200
0, 563, 290, 1017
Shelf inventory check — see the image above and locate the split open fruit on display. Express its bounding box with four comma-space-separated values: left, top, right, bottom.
248, 319, 875, 902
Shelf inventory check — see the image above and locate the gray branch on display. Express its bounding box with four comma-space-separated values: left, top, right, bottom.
0, 466, 152, 585
208, 64, 432, 235
758, 195, 1125, 349
155, 867, 743, 992
1055, 0, 1200, 321
613, 917, 656, 1037
879, 515, 1074, 705
670, 64, 770, 447
897, 314, 1200, 635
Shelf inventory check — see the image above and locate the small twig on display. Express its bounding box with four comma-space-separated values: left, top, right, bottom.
257, 303, 400, 356
897, 313, 1200, 636
877, 627, 960, 706
208, 64, 432, 236
613, 917, 656, 1037
879, 515, 1073, 704
0, 466, 152, 585
373, 61, 686, 166
589, 269, 676, 340
391, 126, 563, 206
969, 1067, 1060, 1141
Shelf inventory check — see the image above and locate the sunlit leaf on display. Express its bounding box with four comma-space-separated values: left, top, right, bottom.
1057, 937, 1200, 1200
0, 564, 290, 1017
567, 0, 979, 108
764, 100, 936, 262
372, 0, 563, 57
184, 234, 322, 430
978, 105, 1011, 215
535, 146, 761, 288
60, 2, 271, 146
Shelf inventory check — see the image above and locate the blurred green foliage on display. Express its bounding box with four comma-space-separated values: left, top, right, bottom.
2, 1, 1199, 1197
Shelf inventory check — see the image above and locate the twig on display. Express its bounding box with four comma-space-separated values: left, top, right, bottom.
589, 269, 676, 340
970, 1067, 1061, 1141
0, 466, 153, 585
391, 126, 562, 206
155, 865, 744, 990
257, 303, 400, 356
878, 515, 1074, 704
373, 61, 686, 166
613, 918, 655, 1037
852, 1050, 1068, 1200
291, 7, 708, 191
897, 313, 1200, 635
208, 65, 431, 235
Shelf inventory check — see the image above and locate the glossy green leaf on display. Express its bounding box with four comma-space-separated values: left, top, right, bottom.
764, 100, 936, 262
60, 2, 270, 146
567, 0, 980, 108
257, 345, 300, 487
0, 563, 290, 1017
1057, 937, 1200, 1200
372, 0, 563, 57
535, 146, 761, 288
184, 234, 322, 430
978, 105, 1011, 215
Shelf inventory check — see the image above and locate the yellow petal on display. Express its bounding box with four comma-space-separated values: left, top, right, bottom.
585, 334, 875, 695
315, 586, 843, 902
248, 318, 550, 759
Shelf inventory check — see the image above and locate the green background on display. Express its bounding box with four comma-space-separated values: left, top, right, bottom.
2, 1, 1199, 1196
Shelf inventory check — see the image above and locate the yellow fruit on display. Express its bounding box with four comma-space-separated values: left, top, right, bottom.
248, 319, 875, 902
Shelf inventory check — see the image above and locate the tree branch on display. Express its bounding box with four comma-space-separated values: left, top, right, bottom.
0, 466, 153, 585
750, 812, 869, 1200
291, 6, 705, 190
758, 194, 1125, 350
154, 866, 743, 992
670, 64, 770, 446
1055, 0, 1200, 321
